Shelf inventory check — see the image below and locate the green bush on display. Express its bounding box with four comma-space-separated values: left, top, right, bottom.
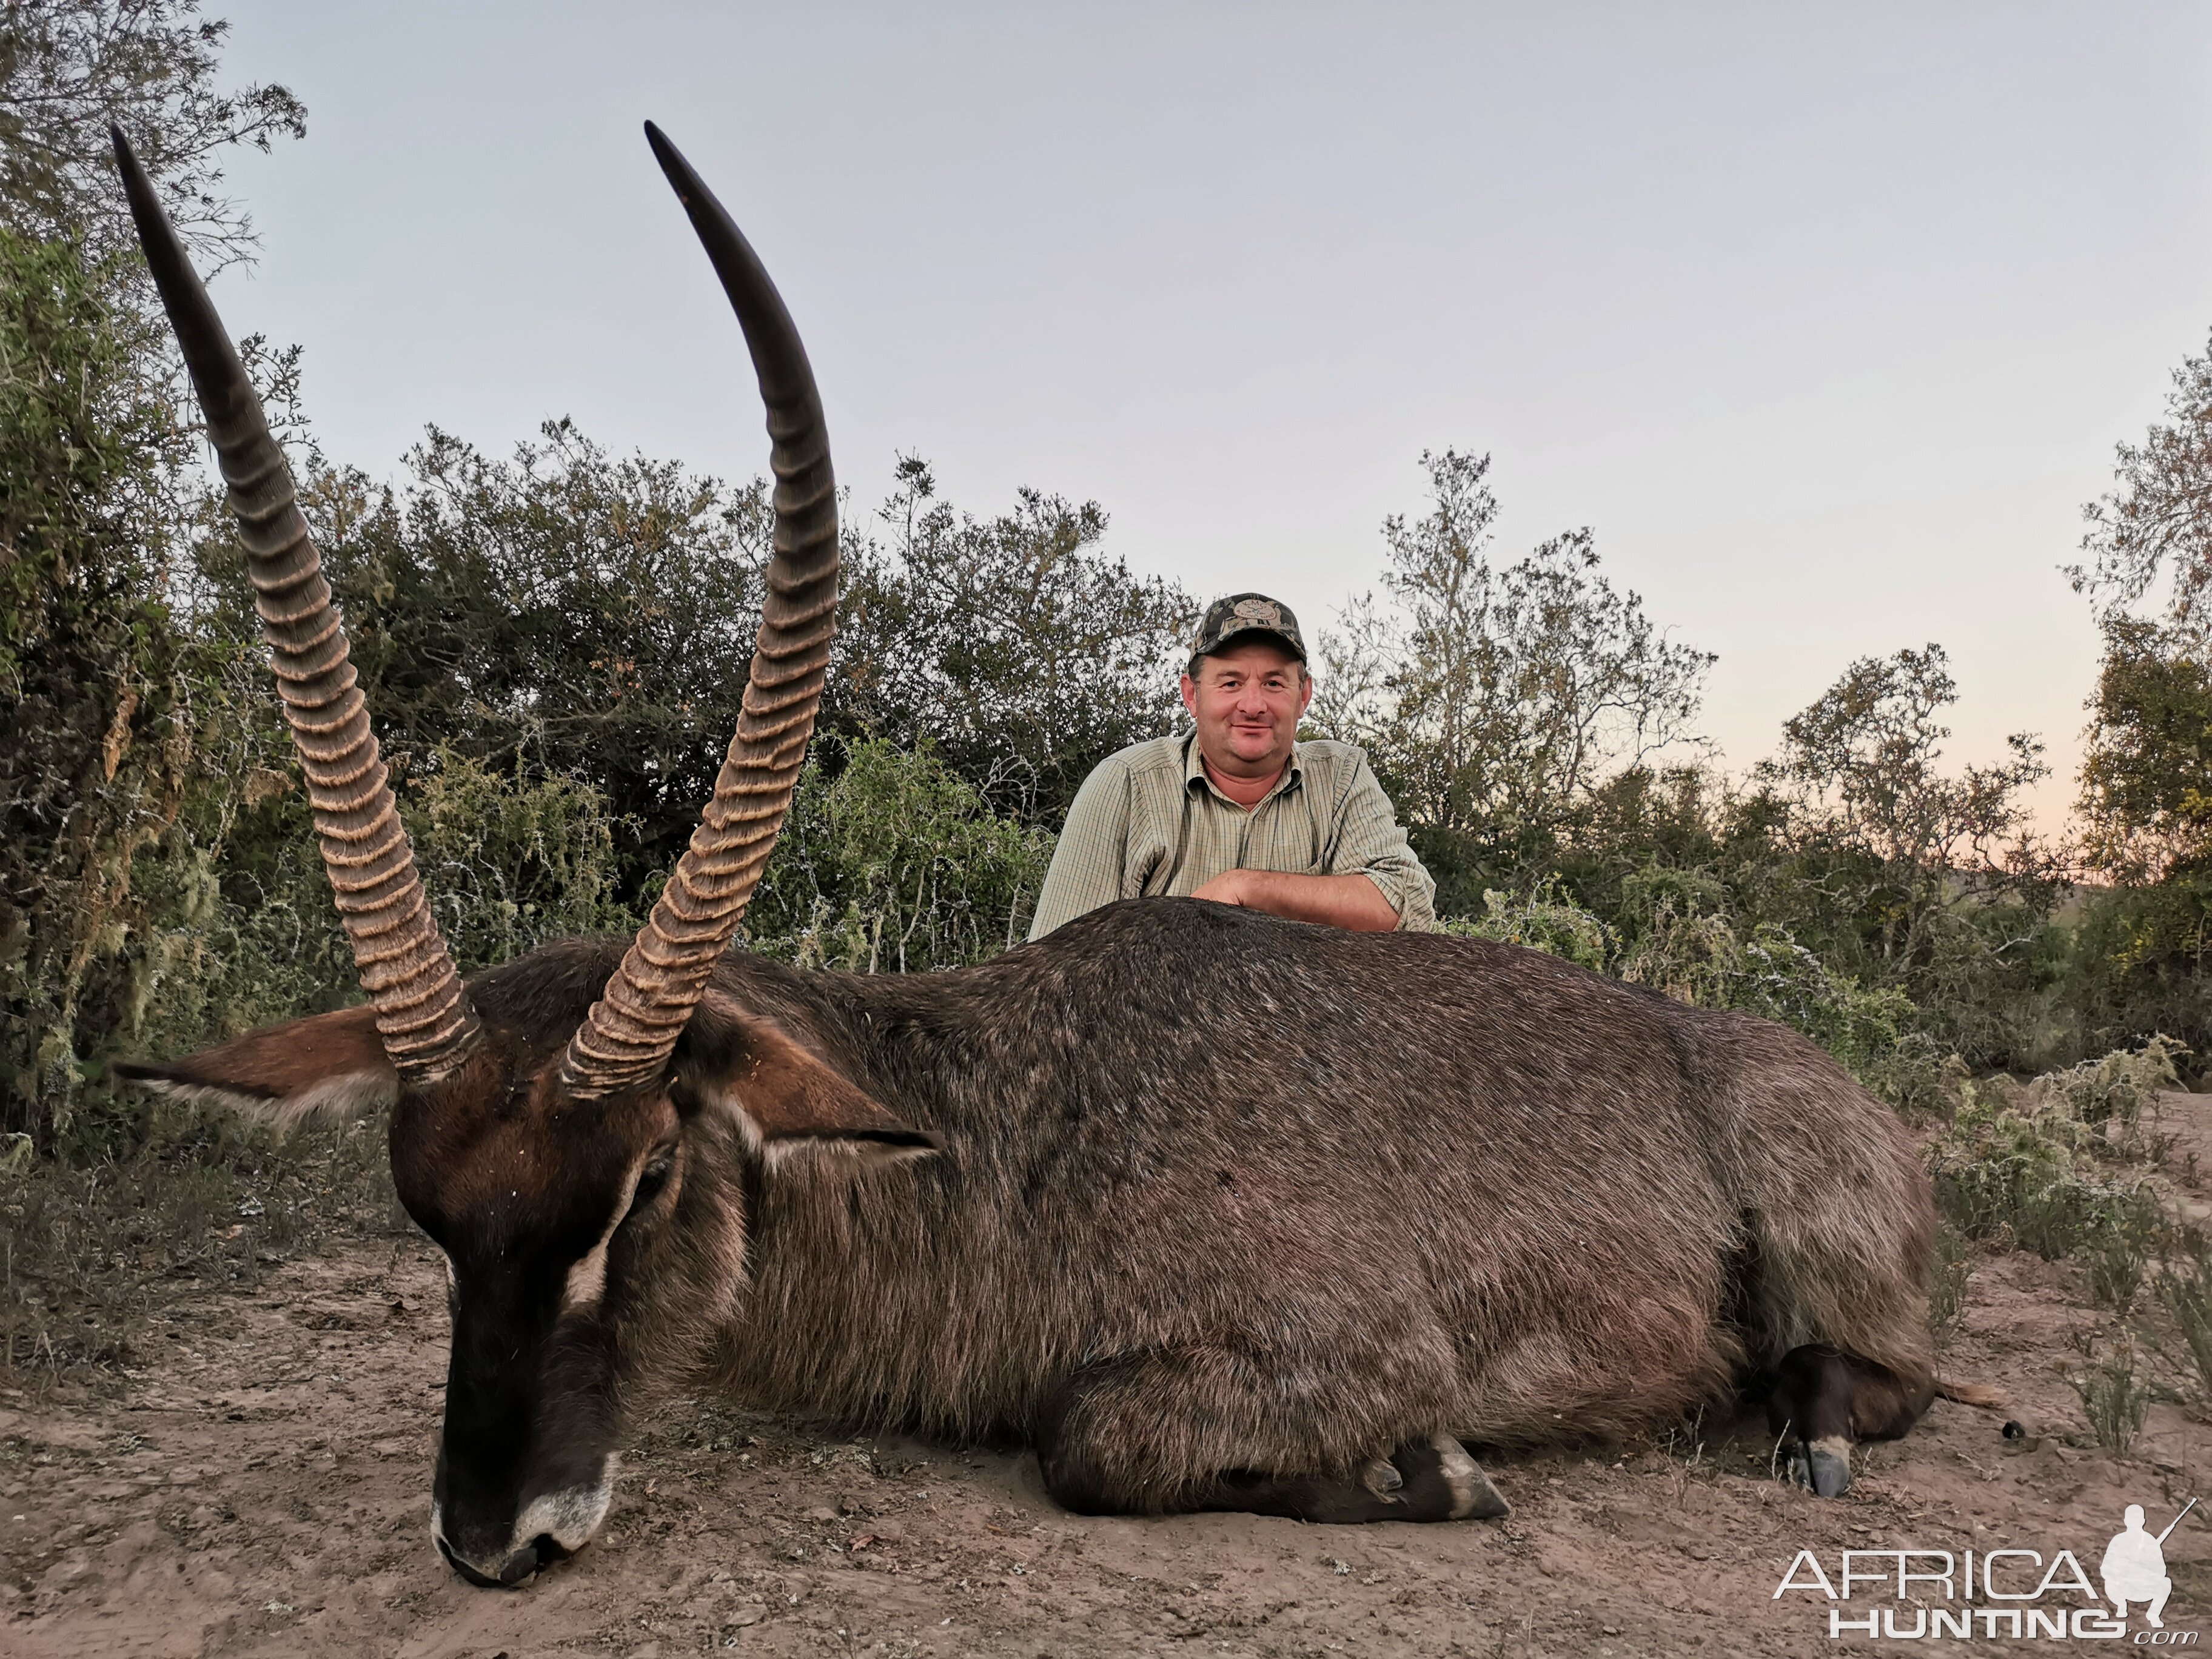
1927, 1042, 2181, 1265
1928, 1078, 2110, 1257
1443, 866, 1956, 1106
51, 738, 637, 1161
1447, 882, 1614, 972
2080, 1188, 2165, 1313
1612, 861, 1943, 1104
1929, 1222, 1974, 1344
404, 749, 635, 970
748, 737, 1053, 973
2156, 1230, 2212, 1404
2071, 1340, 2151, 1455
0, 226, 202, 1151
2042, 1034, 2186, 1162
2068, 879, 2212, 1072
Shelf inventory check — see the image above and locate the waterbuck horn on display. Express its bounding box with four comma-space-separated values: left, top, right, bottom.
111, 127, 480, 1084
557, 124, 839, 1098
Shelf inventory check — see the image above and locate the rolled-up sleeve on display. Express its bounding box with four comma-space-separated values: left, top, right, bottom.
1325, 753, 1440, 931
1027, 757, 1136, 940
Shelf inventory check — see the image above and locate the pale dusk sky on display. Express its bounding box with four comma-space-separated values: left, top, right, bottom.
203, 4, 2212, 823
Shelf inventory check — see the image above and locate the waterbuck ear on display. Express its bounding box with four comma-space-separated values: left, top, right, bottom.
679, 991, 939, 1165
112, 1004, 398, 1127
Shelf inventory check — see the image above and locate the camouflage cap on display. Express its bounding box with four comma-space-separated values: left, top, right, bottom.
1189, 592, 1307, 671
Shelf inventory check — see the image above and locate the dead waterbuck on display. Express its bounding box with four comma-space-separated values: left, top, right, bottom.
112, 123, 1957, 1589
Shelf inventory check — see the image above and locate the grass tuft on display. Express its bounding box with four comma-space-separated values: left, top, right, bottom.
2071, 1339, 2151, 1456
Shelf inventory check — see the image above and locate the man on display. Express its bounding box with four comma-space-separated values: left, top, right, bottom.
1027, 592, 1439, 939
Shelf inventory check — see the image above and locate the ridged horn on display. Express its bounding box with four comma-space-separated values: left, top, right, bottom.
112, 127, 480, 1084
558, 124, 839, 1097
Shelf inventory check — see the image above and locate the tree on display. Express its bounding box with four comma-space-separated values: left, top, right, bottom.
1740, 644, 2056, 1066
186, 420, 782, 907
2077, 617, 2212, 883
0, 4, 305, 1152
1755, 645, 2048, 880
830, 454, 1196, 827
0, 0, 305, 270
2062, 618, 2212, 1060
1314, 447, 1712, 885
0, 227, 198, 1147
2059, 328, 2212, 1064
2074, 330, 2212, 645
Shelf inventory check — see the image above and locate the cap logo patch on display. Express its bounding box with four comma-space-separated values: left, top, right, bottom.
1231, 598, 1284, 628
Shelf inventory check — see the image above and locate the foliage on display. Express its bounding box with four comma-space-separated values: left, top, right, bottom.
2074, 327, 2212, 646
2078, 617, 2212, 882
0, 226, 201, 1148
0, 0, 305, 271
2155, 1232, 2212, 1405
1445, 863, 1931, 1101
1316, 449, 1712, 878
748, 737, 1052, 973
1926, 1044, 2178, 1266
831, 454, 1196, 827
1754, 645, 2047, 880
2070, 1339, 2150, 1456
2038, 1034, 2184, 1161
2062, 338, 2212, 1069
1735, 645, 2060, 1069
190, 421, 780, 907
1445, 882, 1613, 971
1928, 1222, 1972, 1344
2080, 1191, 2163, 1315
1931, 1102, 2107, 1261
2068, 875, 2212, 1067
403, 751, 635, 971
184, 437, 1184, 923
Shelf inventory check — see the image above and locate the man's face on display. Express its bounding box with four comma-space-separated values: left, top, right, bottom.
1181, 638, 1313, 779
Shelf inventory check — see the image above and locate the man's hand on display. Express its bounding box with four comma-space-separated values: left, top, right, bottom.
1190, 869, 1400, 932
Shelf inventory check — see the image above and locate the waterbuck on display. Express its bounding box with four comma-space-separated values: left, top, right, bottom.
112, 123, 1953, 1590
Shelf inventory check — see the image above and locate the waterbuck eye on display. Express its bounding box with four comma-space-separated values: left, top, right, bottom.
626, 1153, 675, 1219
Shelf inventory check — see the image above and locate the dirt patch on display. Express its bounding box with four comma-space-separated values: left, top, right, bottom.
5, 1113, 2211, 1657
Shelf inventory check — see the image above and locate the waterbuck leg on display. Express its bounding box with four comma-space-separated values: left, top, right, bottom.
1034, 1353, 1507, 1523
1214, 1433, 1512, 1524
1764, 1344, 1934, 1498
1040, 1415, 1507, 1524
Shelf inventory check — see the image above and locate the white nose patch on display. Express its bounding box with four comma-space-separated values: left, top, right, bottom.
511, 1455, 618, 1552
430, 1458, 618, 1574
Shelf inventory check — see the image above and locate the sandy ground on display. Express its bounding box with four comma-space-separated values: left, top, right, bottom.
7, 1102, 2212, 1657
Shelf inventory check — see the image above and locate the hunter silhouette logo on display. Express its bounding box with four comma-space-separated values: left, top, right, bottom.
2105, 1500, 2194, 1630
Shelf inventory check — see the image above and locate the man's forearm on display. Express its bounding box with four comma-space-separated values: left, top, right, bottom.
1197, 869, 1400, 931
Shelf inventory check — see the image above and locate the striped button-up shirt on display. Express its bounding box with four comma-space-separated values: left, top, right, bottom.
1027, 731, 1441, 940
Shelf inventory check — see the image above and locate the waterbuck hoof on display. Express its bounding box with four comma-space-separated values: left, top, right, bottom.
1784, 1437, 1853, 1498
1358, 1457, 1406, 1501
1396, 1432, 1510, 1521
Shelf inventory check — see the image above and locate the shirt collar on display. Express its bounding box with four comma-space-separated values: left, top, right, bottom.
1181, 728, 1303, 805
